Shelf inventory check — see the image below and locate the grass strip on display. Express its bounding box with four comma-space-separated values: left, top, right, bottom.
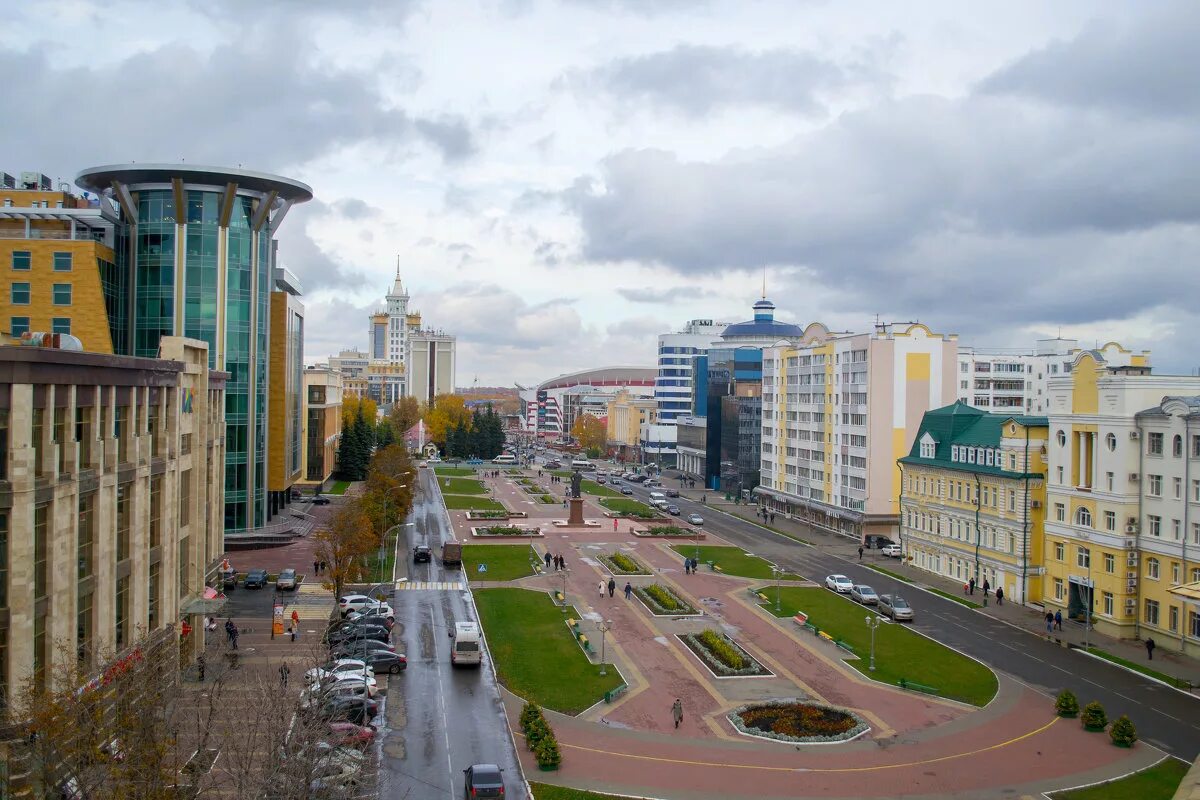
1082, 646, 1193, 689
462, 544, 537, 581
474, 589, 622, 714
760, 586, 998, 706
433, 466, 476, 476
327, 480, 351, 495
530, 783, 627, 800
1049, 757, 1188, 800
865, 564, 914, 583
580, 479, 621, 497
438, 477, 489, 495
598, 498, 659, 518
443, 494, 504, 511
669, 545, 801, 581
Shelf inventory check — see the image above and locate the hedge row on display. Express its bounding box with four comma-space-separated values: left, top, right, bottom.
520, 702, 562, 769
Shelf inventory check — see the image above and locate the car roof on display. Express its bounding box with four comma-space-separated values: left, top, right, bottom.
855, 585, 875, 591
471, 764, 502, 777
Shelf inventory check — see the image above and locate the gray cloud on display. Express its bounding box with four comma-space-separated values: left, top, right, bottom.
587, 44, 869, 116
332, 198, 377, 219
615, 286, 713, 304
276, 201, 367, 293
978, 3, 1200, 117
414, 115, 478, 162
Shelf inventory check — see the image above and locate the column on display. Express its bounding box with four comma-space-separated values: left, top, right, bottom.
1088, 432, 1097, 490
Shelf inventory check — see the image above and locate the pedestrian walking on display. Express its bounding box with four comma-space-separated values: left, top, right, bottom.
599, 581, 606, 597
690, 557, 698, 574
320, 560, 327, 574
544, 551, 552, 570
608, 577, 616, 597
968, 577, 976, 595
560, 555, 568, 570
613, 518, 618, 531
770, 512, 776, 524
291, 609, 299, 629
290, 625, 298, 642
672, 698, 683, 729
279, 664, 290, 688
683, 557, 690, 575
624, 582, 633, 600
1045, 612, 1054, 636
1054, 610, 1063, 630
197, 654, 206, 682
224, 618, 235, 643
230, 625, 239, 650
313, 560, 319, 576
982, 579, 990, 598
1146, 637, 1156, 660
995, 587, 1004, 605
858, 546, 864, 561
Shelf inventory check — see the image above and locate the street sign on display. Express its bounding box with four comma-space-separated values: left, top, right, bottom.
478, 564, 488, 573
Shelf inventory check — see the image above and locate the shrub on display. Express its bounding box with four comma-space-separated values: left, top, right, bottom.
645, 585, 682, 611
1109, 714, 1137, 747
1055, 689, 1079, 717
610, 552, 640, 573
697, 630, 749, 670
481, 526, 529, 536
645, 525, 692, 536
634, 584, 697, 615
1081, 701, 1107, 731
534, 735, 561, 769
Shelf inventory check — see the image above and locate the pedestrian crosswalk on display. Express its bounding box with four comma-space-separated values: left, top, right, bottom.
396, 581, 465, 591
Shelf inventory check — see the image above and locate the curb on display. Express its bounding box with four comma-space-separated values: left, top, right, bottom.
1071, 646, 1199, 701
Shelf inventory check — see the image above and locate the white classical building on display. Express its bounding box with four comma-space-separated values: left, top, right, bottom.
360, 270, 456, 404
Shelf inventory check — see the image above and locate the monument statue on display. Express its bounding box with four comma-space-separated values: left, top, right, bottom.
570, 469, 583, 499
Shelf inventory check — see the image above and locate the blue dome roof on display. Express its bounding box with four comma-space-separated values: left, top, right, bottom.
721, 298, 803, 339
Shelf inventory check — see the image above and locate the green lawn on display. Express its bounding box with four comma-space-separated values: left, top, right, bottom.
474, 589, 623, 714
531, 784, 628, 800
1083, 646, 1193, 689
598, 498, 659, 518
363, 528, 399, 583
433, 466, 476, 477
443, 495, 504, 511
1050, 757, 1188, 800
759, 587, 997, 706
580, 479, 621, 497
669, 545, 801, 580
463, 544, 538, 581
327, 480, 351, 495
439, 477, 488, 494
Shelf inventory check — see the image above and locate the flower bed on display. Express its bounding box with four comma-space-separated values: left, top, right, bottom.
472, 525, 543, 538
638, 525, 699, 537
598, 552, 651, 576
678, 630, 771, 677
634, 584, 699, 616
535, 494, 556, 504
466, 509, 528, 520
729, 701, 868, 743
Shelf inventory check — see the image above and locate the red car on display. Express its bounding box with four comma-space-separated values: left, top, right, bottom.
326, 722, 377, 748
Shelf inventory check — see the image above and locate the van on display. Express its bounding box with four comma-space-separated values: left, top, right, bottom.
648, 491, 666, 502
442, 542, 463, 567
492, 454, 516, 464
570, 459, 594, 471
451, 622, 483, 666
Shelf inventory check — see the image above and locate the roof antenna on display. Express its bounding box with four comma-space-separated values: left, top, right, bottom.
396, 254, 401, 278
762, 267, 767, 300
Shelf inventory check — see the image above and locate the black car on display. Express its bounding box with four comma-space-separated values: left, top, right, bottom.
317, 696, 379, 725
665, 489, 680, 498
332, 638, 397, 660
244, 569, 268, 589
463, 764, 505, 799
344, 612, 395, 630
221, 569, 237, 590
360, 650, 407, 674
326, 624, 390, 647
413, 545, 432, 563
312, 496, 331, 506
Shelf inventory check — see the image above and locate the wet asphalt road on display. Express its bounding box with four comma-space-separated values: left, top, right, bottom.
379, 467, 523, 800
616, 473, 1200, 761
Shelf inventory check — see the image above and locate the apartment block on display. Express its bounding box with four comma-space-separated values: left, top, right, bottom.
0, 336, 226, 706
299, 366, 343, 491
759, 322, 957, 542
898, 403, 1049, 605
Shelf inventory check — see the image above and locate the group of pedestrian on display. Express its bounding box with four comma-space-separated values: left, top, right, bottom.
224, 618, 240, 649
1044, 609, 1064, 635
311, 559, 328, 576
550, 475, 564, 485
544, 552, 569, 571
756, 507, 777, 524
682, 557, 700, 574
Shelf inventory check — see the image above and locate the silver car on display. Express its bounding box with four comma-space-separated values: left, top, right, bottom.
878, 594, 914, 621
850, 585, 878, 605
276, 568, 297, 590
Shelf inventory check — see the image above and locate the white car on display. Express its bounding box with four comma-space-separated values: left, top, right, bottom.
321, 672, 379, 697
881, 544, 903, 558
687, 513, 704, 526
306, 658, 371, 685
825, 574, 854, 593
338, 595, 394, 619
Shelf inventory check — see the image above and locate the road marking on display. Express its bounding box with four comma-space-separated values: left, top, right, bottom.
430, 605, 455, 800
398, 581, 465, 591
531, 716, 1061, 774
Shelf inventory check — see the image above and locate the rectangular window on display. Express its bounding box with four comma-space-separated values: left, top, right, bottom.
10, 282, 30, 305
179, 469, 191, 527
116, 484, 130, 561
115, 576, 129, 648
1145, 599, 1159, 626
178, 536, 190, 595
34, 505, 49, 598
1148, 475, 1162, 496
51, 317, 71, 335
1169, 605, 1179, 632
1104, 552, 1114, 573
1174, 477, 1182, 498
10, 316, 29, 336
1054, 578, 1064, 600
1148, 432, 1163, 455
1148, 515, 1162, 537
1054, 503, 1065, 522
77, 591, 93, 666
53, 251, 73, 271
1055, 541, 1065, 561
11, 250, 31, 270
1104, 510, 1116, 531
1077, 547, 1090, 569
0, 512, 7, 608
1102, 592, 1113, 616
148, 562, 160, 629
78, 493, 94, 579
149, 476, 162, 549
52, 283, 72, 305
1106, 472, 1114, 491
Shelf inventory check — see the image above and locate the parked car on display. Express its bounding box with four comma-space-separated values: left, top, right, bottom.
686, 513, 704, 525
314, 696, 379, 725
665, 489, 680, 498
326, 624, 390, 647
824, 574, 854, 593
312, 495, 331, 506
302, 682, 373, 710
325, 722, 376, 749
666, 504, 681, 515
344, 611, 395, 630
463, 764, 505, 799
276, 568, 297, 590
338, 595, 394, 619
878, 594, 914, 621
244, 569, 269, 590
596, 477, 606, 484
360, 650, 407, 674
306, 658, 370, 685
320, 672, 379, 697
221, 569, 237, 590
881, 544, 903, 558
850, 585, 878, 605
620, 486, 634, 495
332, 639, 397, 660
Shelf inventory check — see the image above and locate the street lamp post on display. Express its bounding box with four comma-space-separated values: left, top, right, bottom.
598, 619, 612, 676
771, 566, 781, 612
1085, 547, 1092, 651
865, 615, 880, 671
379, 485, 409, 582
561, 568, 570, 613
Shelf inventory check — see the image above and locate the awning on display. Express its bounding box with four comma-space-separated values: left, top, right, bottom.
182, 587, 228, 615
1168, 581, 1200, 604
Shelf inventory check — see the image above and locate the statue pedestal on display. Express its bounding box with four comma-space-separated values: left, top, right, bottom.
567, 497, 585, 526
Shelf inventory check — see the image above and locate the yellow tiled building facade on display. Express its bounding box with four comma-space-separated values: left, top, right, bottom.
898, 403, 1049, 605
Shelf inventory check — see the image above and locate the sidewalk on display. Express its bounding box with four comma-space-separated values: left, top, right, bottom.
677, 486, 1200, 692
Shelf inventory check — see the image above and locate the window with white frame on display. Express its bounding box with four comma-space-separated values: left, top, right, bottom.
1173, 435, 1183, 457
1148, 432, 1163, 455
1075, 507, 1092, 527
1054, 503, 1065, 522
1077, 546, 1090, 568
1057, 430, 1066, 447
1173, 519, 1181, 540
1148, 515, 1162, 536
1148, 474, 1162, 496
1146, 557, 1160, 580
1103, 552, 1114, 573
1103, 592, 1113, 616
1105, 432, 1117, 451
1054, 541, 1065, 561
1145, 598, 1159, 626
1104, 510, 1116, 532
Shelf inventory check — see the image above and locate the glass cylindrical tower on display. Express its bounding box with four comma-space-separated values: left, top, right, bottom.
77, 164, 313, 532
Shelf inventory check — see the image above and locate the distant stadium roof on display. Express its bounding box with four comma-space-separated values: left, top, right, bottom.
538, 366, 656, 391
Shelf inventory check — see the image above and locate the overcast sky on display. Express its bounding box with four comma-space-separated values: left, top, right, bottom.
3, 1, 1197, 385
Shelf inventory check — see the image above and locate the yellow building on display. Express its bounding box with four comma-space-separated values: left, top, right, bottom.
898, 402, 1048, 605
1042, 343, 1200, 647
606, 389, 657, 459
300, 365, 344, 491
0, 181, 121, 351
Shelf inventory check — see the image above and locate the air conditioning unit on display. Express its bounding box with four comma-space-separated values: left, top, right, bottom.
1031, 500, 1042, 509
1126, 552, 1139, 567
1129, 430, 1140, 440
1124, 538, 1137, 549
1125, 523, 1138, 534
1128, 473, 1139, 482
1124, 599, 1136, 614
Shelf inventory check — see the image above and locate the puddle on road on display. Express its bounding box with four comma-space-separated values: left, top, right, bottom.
654, 636, 670, 645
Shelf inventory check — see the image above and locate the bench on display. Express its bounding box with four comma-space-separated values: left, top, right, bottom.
817, 630, 834, 643
604, 684, 628, 703
554, 591, 564, 604
579, 635, 591, 652
898, 679, 939, 695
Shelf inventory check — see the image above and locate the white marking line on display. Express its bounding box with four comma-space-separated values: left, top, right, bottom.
431, 604, 455, 800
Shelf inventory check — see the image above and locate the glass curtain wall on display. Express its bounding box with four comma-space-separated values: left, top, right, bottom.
134, 192, 177, 357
